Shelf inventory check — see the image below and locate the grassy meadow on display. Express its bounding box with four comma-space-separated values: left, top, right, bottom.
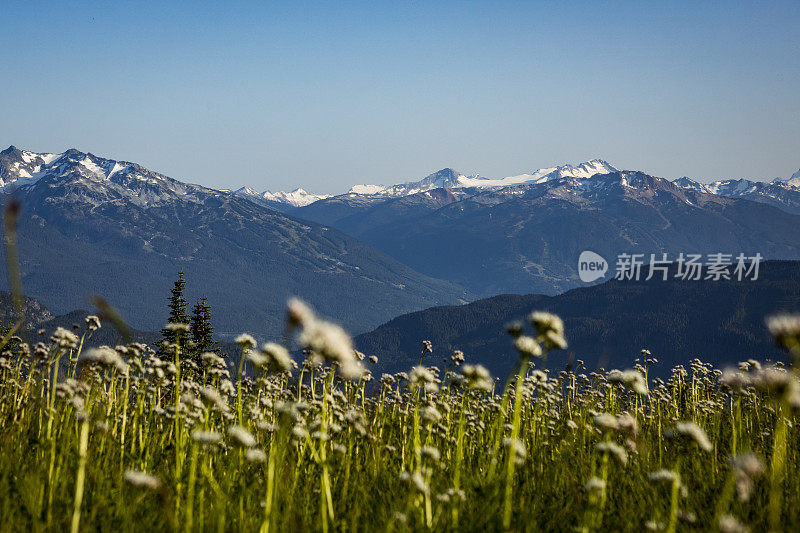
1, 299, 800, 532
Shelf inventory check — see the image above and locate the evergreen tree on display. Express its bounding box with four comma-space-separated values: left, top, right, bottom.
190, 296, 216, 355
160, 271, 189, 349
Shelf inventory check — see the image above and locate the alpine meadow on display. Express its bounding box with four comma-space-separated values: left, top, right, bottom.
2, 2, 800, 532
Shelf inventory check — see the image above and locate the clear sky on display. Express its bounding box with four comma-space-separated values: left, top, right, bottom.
2, 1, 799, 193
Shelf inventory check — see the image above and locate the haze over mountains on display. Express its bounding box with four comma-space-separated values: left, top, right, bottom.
2, 144, 800, 343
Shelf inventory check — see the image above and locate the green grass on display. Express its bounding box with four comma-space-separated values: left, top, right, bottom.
0, 307, 799, 532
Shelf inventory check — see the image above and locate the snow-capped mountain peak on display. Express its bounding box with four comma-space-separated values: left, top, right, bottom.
791, 170, 800, 188
259, 188, 331, 207
775, 168, 800, 188
672, 177, 710, 193
0, 146, 222, 207
0, 145, 63, 186
235, 186, 260, 196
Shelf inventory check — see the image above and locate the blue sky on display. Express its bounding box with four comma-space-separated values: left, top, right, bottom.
2, 1, 799, 192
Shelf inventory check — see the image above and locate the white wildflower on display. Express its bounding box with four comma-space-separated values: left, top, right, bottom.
234, 333, 257, 349
51, 327, 79, 350
228, 425, 256, 448
528, 311, 564, 336
244, 448, 267, 462
85, 315, 101, 332
718, 515, 749, 533
461, 364, 492, 392
766, 314, 800, 350
260, 342, 293, 373
596, 441, 628, 465
607, 369, 649, 395
297, 317, 362, 380
165, 322, 190, 334
287, 298, 316, 328
124, 470, 162, 490
666, 421, 713, 452
191, 430, 222, 445
584, 476, 606, 494
514, 335, 542, 358
83, 346, 128, 373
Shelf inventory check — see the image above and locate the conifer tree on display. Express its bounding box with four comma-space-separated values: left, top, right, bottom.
190, 296, 216, 356
160, 271, 189, 349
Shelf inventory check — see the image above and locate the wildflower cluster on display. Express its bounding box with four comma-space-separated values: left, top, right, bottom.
0, 303, 798, 531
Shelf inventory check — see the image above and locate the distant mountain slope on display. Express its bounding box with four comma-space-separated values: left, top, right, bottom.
295, 170, 800, 297
0, 291, 55, 329
355, 260, 800, 378
292, 187, 476, 232
673, 175, 800, 215
0, 146, 468, 338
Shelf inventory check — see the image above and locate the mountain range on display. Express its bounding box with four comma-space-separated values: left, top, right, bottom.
234, 159, 619, 208
3, 144, 800, 342
672, 174, 800, 215
0, 146, 468, 338
235, 159, 800, 214
288, 168, 800, 296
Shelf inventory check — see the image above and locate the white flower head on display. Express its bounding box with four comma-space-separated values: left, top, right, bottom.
51, 327, 79, 350
297, 316, 362, 380
514, 335, 542, 358
124, 470, 162, 490
234, 333, 257, 349
607, 369, 649, 395
244, 448, 267, 462
83, 346, 128, 373
528, 311, 564, 337
461, 364, 492, 392
766, 314, 800, 350
287, 298, 315, 328
165, 322, 191, 334
584, 476, 606, 494
191, 429, 222, 445
260, 342, 294, 373
85, 315, 101, 332
596, 441, 628, 465
666, 421, 713, 452
228, 425, 257, 448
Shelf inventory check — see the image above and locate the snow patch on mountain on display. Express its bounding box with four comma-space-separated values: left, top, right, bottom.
348, 184, 388, 195
261, 188, 331, 207
235, 187, 331, 207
